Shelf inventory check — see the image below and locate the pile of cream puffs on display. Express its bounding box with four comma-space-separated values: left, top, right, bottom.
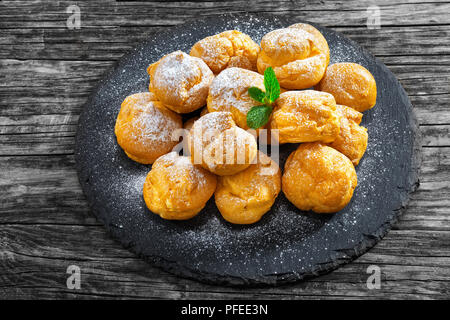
114, 24, 377, 224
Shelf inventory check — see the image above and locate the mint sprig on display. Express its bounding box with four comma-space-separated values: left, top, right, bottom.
248, 87, 266, 104
247, 105, 273, 130
263, 67, 280, 103
246, 67, 280, 129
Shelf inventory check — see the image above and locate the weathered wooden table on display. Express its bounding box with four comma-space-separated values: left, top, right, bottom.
1, 0, 448, 299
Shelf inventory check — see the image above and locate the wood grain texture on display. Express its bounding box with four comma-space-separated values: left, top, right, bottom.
0, 0, 449, 299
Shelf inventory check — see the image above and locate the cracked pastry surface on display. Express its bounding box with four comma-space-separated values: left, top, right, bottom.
207, 67, 265, 130
328, 104, 368, 166
282, 142, 358, 213
114, 92, 182, 164
147, 50, 214, 113
269, 90, 340, 144
257, 23, 330, 89
189, 111, 258, 176
215, 151, 281, 224
315, 62, 377, 112
143, 152, 217, 220
190, 30, 260, 74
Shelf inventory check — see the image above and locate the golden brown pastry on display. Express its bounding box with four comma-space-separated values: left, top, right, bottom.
190, 30, 260, 74
114, 92, 182, 164
257, 23, 329, 89
189, 111, 258, 175
215, 152, 281, 224
189, 110, 235, 154
143, 152, 217, 220
147, 50, 214, 113
328, 105, 368, 165
315, 62, 377, 112
269, 90, 340, 144
282, 143, 357, 213
207, 67, 265, 130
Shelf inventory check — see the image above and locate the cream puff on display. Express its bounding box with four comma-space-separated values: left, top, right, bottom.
269, 90, 340, 144
189, 111, 258, 175
207, 67, 265, 130
190, 30, 260, 74
143, 152, 217, 220
215, 151, 281, 224
282, 143, 357, 213
315, 62, 377, 112
114, 92, 182, 164
328, 105, 368, 165
257, 23, 329, 89
147, 50, 214, 113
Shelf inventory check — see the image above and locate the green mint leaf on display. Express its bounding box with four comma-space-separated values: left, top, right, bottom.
263, 67, 280, 103
246, 105, 273, 129
248, 87, 266, 103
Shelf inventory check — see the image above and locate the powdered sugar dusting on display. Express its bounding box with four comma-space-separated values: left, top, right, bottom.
153, 51, 200, 97
191, 111, 234, 147
261, 27, 312, 59
131, 103, 177, 143
150, 51, 213, 110
158, 151, 209, 189
209, 67, 264, 114
115, 92, 181, 148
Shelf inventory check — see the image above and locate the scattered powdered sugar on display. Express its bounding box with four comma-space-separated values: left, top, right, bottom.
152, 51, 212, 103
204, 126, 257, 168
129, 102, 178, 144
209, 67, 264, 113
320, 63, 373, 96
191, 111, 234, 147
262, 27, 312, 56
191, 32, 232, 72
154, 51, 197, 94
158, 152, 209, 189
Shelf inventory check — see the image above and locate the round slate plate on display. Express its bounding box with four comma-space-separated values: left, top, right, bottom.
75, 13, 420, 286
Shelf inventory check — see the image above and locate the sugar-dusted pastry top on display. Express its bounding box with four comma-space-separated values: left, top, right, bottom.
315, 62, 377, 112
114, 92, 182, 164
147, 50, 214, 113
207, 67, 265, 130
269, 90, 340, 144
143, 152, 217, 220
257, 23, 330, 90
190, 30, 260, 74
189, 111, 258, 176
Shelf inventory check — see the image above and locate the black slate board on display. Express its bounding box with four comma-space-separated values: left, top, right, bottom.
75, 13, 420, 286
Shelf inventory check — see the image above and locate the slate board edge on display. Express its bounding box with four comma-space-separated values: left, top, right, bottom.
74, 12, 421, 287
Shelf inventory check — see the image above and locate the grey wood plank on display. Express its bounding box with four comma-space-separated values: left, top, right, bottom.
0, 223, 448, 299
1, 0, 450, 29
1, 26, 450, 61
